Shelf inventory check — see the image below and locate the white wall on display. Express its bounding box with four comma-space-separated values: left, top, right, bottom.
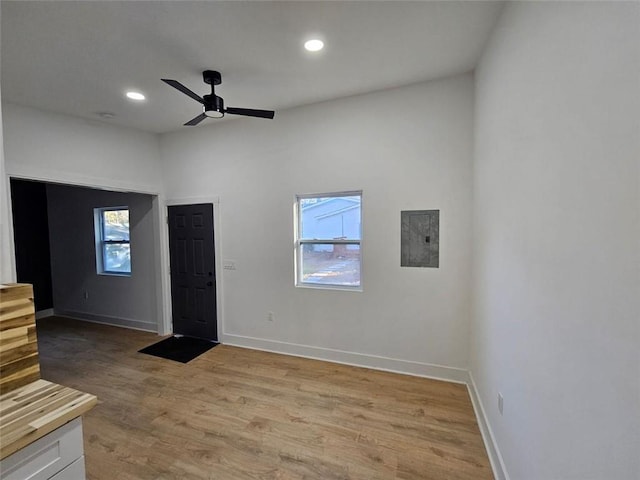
2, 102, 162, 194
0, 4, 17, 282
471, 3, 640, 479
46, 184, 158, 331
0, 91, 16, 282
161, 74, 474, 378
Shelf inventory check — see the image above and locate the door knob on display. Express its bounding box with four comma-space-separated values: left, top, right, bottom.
206, 281, 213, 286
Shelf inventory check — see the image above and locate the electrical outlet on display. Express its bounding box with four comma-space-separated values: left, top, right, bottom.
267, 311, 274, 322
498, 392, 504, 415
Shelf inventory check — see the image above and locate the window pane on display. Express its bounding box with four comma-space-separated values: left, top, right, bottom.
103, 209, 130, 241
300, 243, 360, 287
300, 196, 361, 240
104, 243, 131, 273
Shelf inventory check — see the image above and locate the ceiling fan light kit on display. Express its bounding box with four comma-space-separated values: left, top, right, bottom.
162, 70, 275, 126
204, 94, 224, 119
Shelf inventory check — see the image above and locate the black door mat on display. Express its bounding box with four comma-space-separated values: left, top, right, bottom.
139, 335, 218, 363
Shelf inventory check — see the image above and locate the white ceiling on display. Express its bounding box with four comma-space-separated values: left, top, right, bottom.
1, 1, 504, 134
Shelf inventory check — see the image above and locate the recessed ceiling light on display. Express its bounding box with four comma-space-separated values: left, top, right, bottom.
304, 39, 324, 52
126, 91, 145, 101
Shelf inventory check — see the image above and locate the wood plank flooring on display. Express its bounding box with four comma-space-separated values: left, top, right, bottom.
35, 317, 493, 480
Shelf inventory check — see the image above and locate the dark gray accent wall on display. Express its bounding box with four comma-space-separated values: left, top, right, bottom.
46, 184, 158, 331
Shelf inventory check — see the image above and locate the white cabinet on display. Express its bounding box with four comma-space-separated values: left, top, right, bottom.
0, 418, 86, 480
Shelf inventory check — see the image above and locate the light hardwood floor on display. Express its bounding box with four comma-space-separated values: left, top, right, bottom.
36, 317, 493, 480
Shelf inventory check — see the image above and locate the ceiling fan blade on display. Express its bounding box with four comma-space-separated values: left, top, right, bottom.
184, 113, 208, 126
226, 107, 275, 119
162, 79, 204, 104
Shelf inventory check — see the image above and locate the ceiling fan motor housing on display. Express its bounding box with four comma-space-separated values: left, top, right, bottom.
204, 94, 224, 118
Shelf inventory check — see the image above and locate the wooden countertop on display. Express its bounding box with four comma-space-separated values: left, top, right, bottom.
0, 379, 97, 459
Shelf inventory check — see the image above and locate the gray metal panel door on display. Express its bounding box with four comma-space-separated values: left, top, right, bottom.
168, 204, 217, 340
401, 210, 439, 268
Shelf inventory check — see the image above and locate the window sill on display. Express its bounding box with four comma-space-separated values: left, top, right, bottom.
295, 283, 362, 293
97, 272, 131, 278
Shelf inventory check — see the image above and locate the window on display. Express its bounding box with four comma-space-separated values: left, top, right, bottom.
295, 191, 362, 290
95, 207, 131, 275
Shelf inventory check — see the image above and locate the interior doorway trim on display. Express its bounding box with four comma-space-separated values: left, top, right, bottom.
6, 170, 159, 196
164, 195, 223, 342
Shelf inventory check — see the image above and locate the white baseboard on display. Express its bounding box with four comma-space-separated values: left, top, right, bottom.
54, 309, 157, 333
467, 370, 510, 480
223, 333, 470, 384
35, 308, 54, 319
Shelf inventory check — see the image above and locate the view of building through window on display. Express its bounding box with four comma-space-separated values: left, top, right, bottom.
296, 192, 362, 288
97, 208, 131, 274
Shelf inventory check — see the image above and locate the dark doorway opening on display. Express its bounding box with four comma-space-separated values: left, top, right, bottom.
10, 178, 54, 311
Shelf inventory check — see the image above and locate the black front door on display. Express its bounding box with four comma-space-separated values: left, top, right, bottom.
168, 203, 217, 341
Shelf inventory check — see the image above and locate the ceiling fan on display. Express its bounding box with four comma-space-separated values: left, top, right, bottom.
162, 70, 275, 126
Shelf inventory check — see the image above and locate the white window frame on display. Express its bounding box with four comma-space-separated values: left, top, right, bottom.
94, 206, 131, 276
294, 190, 362, 291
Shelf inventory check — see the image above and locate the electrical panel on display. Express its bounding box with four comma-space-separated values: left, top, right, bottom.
401, 210, 439, 268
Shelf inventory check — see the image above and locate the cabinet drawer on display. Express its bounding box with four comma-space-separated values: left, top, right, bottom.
49, 456, 86, 480
0, 418, 84, 480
